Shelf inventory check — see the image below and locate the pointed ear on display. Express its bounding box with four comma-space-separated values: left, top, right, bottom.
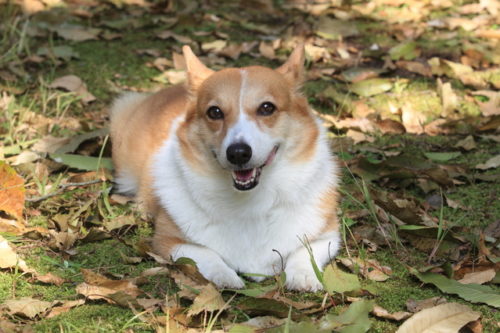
182, 45, 214, 90
276, 43, 305, 87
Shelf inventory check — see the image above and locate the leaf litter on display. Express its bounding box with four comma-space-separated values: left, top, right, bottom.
0, 0, 499, 331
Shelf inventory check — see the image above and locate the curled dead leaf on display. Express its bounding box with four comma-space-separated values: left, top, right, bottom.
49, 75, 96, 104
372, 304, 411, 321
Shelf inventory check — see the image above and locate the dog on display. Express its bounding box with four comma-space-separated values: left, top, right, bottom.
109, 44, 340, 291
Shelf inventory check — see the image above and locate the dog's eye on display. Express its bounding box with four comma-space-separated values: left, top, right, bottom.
257, 102, 276, 116
206, 106, 224, 120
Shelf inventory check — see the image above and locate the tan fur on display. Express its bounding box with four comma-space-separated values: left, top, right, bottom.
110, 85, 189, 212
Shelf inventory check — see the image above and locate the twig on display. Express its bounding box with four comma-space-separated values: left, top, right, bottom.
26, 179, 103, 203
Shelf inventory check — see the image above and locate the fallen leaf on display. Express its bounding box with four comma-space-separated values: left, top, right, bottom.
346, 130, 375, 144
338, 257, 392, 282
31, 135, 70, 154
458, 269, 496, 285
187, 284, 226, 317
37, 45, 80, 61
54, 25, 100, 42
406, 297, 447, 313
8, 151, 39, 165
472, 90, 500, 116
412, 270, 500, 307
396, 303, 481, 333
396, 61, 432, 77
50, 153, 113, 171
341, 67, 385, 83
320, 300, 373, 332
389, 41, 420, 61
0, 161, 25, 220
476, 155, 500, 170
76, 269, 141, 304
34, 272, 65, 286
401, 103, 425, 134
424, 152, 461, 162
49, 75, 96, 104
2, 297, 54, 319
316, 16, 359, 40
46, 300, 85, 318
323, 263, 361, 294
0, 235, 27, 269
350, 78, 393, 97
202, 40, 227, 52
155, 31, 192, 44
437, 79, 458, 117
258, 42, 275, 59
455, 135, 476, 151
372, 305, 411, 321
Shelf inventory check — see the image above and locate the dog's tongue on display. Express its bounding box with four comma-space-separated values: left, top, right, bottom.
234, 169, 254, 182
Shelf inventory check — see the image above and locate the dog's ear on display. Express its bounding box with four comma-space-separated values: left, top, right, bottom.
182, 45, 214, 91
276, 43, 305, 88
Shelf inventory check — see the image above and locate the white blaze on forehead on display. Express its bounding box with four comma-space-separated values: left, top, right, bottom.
238, 69, 247, 116
225, 69, 254, 144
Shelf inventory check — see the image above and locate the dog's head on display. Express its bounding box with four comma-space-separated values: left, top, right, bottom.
179, 44, 319, 191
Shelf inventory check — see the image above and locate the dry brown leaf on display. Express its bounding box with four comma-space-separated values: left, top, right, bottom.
338, 257, 392, 282
437, 79, 458, 117
372, 304, 411, 321
376, 119, 406, 134
163, 70, 186, 85
396, 61, 432, 77
202, 40, 227, 52
454, 135, 476, 151
155, 31, 192, 44
0, 162, 25, 221
8, 150, 39, 165
259, 42, 276, 60
31, 136, 70, 154
346, 129, 375, 144
219, 44, 244, 60
0, 235, 25, 269
401, 103, 425, 134
476, 155, 500, 170
471, 91, 500, 116
2, 297, 54, 319
34, 272, 65, 286
187, 284, 226, 317
458, 269, 496, 285
46, 300, 85, 318
55, 25, 100, 42
397, 302, 481, 333
152, 57, 172, 71
49, 75, 96, 104
76, 269, 141, 304
406, 297, 447, 313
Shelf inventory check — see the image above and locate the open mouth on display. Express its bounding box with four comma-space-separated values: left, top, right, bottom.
231, 145, 279, 191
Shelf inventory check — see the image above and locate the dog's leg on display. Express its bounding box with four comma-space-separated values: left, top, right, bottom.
172, 244, 246, 289
284, 231, 341, 291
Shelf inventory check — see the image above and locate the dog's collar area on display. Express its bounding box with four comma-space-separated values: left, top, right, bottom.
231, 145, 279, 191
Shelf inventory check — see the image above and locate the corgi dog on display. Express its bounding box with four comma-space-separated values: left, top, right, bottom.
109, 44, 340, 291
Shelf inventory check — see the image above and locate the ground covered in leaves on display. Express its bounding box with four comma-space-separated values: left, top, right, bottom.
0, 0, 499, 332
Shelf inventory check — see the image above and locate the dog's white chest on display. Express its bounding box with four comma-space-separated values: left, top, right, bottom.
152, 124, 335, 276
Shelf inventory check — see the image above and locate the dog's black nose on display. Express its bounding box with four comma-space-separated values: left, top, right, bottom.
226, 143, 252, 165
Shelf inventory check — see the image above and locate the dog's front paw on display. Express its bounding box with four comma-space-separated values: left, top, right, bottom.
285, 267, 323, 291
200, 264, 245, 289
